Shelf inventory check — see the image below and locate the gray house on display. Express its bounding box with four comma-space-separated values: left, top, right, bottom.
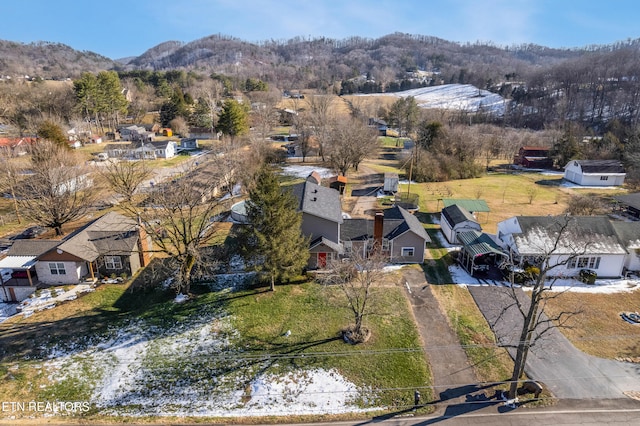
289, 172, 430, 269
340, 207, 430, 264
288, 176, 344, 268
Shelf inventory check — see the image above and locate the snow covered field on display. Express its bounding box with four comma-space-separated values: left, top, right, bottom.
363, 84, 508, 115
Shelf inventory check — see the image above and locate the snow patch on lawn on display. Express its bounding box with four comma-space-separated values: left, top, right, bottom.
449, 264, 640, 293
281, 165, 334, 179
43, 304, 370, 417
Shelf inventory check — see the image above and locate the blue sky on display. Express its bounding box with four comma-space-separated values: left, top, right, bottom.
3, 0, 640, 59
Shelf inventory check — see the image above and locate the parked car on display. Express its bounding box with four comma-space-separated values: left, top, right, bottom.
18, 226, 46, 239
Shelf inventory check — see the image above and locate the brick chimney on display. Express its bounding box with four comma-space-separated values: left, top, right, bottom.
373, 211, 384, 253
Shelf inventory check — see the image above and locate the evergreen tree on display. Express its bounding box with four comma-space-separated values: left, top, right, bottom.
37, 120, 69, 148
217, 99, 249, 139
244, 167, 309, 291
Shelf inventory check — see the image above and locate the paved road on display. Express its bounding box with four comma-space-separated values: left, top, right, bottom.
469, 285, 640, 399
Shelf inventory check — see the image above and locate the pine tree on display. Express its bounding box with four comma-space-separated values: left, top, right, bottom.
217, 99, 249, 139
245, 167, 309, 291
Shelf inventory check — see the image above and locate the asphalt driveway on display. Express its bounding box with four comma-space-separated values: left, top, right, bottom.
469, 285, 640, 399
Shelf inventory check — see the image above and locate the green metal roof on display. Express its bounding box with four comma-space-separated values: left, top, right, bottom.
458, 230, 506, 258
442, 198, 490, 212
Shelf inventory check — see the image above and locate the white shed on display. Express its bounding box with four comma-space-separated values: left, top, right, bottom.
440, 204, 481, 244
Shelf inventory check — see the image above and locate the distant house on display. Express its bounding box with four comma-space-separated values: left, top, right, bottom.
513, 146, 553, 169
180, 138, 199, 150
440, 204, 482, 244
110, 139, 177, 159
563, 159, 626, 187
149, 140, 177, 159
496, 215, 627, 278
119, 125, 155, 142
368, 118, 389, 136
0, 137, 36, 156
104, 142, 131, 158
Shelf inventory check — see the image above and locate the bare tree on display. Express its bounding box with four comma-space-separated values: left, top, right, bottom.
0, 147, 24, 223
14, 140, 96, 235
97, 159, 152, 204
306, 93, 336, 161
111, 159, 231, 295
497, 216, 588, 399
319, 250, 387, 344
327, 116, 379, 176
247, 89, 281, 141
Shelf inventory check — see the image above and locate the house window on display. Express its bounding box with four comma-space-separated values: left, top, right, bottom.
401, 247, 415, 257
600, 176, 609, 181
49, 262, 66, 275
569, 256, 601, 269
382, 238, 390, 250
104, 256, 123, 270
343, 241, 352, 254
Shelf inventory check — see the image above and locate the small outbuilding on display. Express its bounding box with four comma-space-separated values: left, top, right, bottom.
563, 159, 626, 187
440, 204, 482, 244
384, 173, 399, 194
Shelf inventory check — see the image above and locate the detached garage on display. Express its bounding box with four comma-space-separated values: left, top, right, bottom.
563, 160, 626, 187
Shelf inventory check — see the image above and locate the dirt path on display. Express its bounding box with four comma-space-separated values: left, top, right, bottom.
402, 268, 480, 404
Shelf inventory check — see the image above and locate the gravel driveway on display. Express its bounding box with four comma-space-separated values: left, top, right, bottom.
469, 285, 640, 399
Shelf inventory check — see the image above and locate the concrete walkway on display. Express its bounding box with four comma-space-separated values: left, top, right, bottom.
402, 268, 482, 403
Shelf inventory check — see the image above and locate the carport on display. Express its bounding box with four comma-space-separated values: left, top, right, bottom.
457, 230, 508, 277
0, 255, 38, 302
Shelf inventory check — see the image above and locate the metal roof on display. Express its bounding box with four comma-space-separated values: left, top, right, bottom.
458, 230, 506, 258
442, 199, 490, 213
0, 256, 38, 269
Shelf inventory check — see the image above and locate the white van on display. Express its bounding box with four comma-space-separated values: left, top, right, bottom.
96, 153, 109, 161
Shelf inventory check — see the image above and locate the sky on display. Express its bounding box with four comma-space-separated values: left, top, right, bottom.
2, 0, 640, 59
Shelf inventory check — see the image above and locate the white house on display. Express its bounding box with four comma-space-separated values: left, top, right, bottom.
563, 159, 626, 187
151, 140, 177, 159
611, 221, 640, 273
496, 215, 628, 278
440, 204, 481, 244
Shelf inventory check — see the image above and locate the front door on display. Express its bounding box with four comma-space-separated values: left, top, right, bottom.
318, 253, 327, 268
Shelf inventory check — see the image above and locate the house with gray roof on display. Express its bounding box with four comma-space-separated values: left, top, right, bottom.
440, 204, 481, 244
288, 177, 344, 268
611, 221, 640, 272
286, 172, 430, 269
0, 239, 59, 301
563, 159, 626, 187
340, 207, 430, 264
0, 212, 152, 297
496, 215, 628, 278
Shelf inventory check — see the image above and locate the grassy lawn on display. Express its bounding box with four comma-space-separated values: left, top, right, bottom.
0, 278, 431, 419
543, 289, 640, 360
228, 282, 431, 410
430, 284, 513, 385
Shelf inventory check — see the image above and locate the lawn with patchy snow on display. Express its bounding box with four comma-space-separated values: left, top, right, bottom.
25, 280, 428, 419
